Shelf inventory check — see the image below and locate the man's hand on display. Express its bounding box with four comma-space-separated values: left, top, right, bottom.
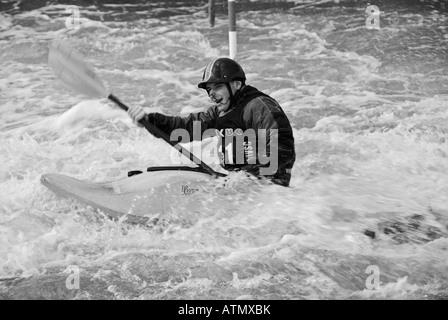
127, 105, 147, 127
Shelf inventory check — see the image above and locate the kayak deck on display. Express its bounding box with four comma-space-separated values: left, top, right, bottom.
41, 168, 215, 224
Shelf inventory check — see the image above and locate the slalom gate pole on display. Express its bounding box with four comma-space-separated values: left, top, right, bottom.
228, 0, 237, 59
208, 0, 216, 27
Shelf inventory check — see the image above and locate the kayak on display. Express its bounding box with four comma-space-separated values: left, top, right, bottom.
42, 42, 229, 225
40, 166, 216, 224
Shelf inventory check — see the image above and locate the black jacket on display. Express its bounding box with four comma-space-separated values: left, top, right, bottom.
146, 85, 296, 186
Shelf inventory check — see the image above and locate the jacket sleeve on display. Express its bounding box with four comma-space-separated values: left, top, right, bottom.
145, 107, 218, 142
242, 96, 295, 174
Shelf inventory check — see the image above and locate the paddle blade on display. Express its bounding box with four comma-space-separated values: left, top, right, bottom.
48, 41, 109, 98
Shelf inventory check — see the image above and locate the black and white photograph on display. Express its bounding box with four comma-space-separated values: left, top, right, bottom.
0, 0, 447, 303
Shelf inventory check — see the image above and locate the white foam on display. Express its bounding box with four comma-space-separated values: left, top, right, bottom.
0, 3, 447, 298
52, 100, 125, 130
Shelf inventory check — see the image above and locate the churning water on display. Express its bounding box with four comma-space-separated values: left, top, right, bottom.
0, 0, 447, 299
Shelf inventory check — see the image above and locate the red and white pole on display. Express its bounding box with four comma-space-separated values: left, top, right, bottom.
208, 0, 215, 27
228, 0, 237, 59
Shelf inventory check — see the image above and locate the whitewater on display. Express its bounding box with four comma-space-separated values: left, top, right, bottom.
0, 0, 447, 299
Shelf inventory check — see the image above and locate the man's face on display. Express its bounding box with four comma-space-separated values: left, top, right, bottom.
205, 81, 241, 113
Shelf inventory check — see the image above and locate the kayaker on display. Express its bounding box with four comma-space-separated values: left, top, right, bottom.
127, 58, 296, 186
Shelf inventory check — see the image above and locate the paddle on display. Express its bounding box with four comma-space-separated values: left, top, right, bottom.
48, 40, 225, 177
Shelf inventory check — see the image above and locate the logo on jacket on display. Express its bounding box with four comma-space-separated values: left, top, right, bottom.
170, 121, 279, 176
216, 129, 224, 137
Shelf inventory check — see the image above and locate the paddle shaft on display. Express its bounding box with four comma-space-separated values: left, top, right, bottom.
108, 94, 224, 177
47, 41, 223, 177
